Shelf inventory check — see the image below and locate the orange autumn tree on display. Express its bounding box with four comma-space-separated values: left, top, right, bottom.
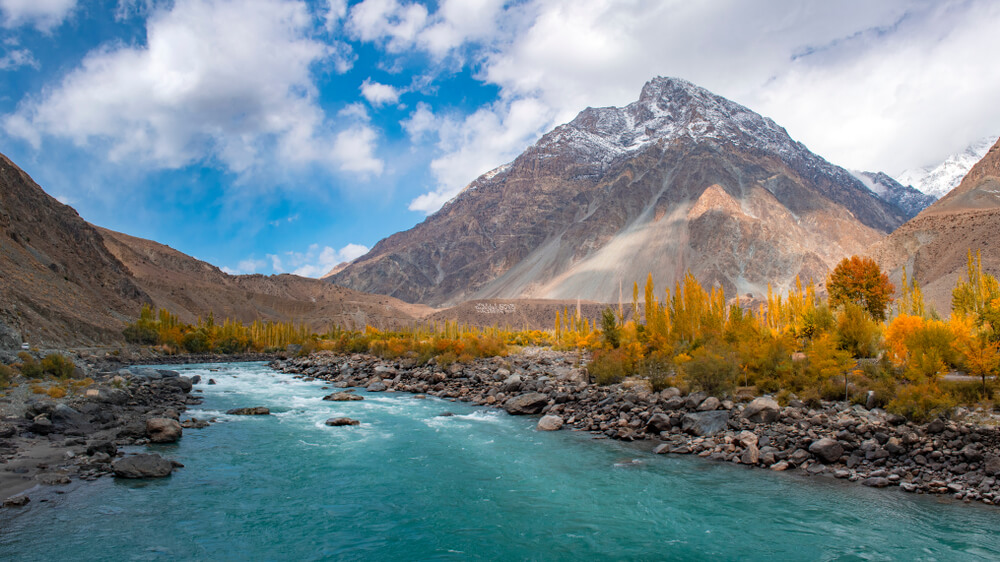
827, 256, 895, 321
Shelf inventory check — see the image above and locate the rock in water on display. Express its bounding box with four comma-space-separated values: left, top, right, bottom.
537, 415, 564, 431
323, 392, 363, 401
742, 397, 780, 424
325, 417, 360, 427
503, 392, 549, 415
366, 381, 387, 392
680, 411, 730, 436
809, 438, 845, 464
112, 454, 174, 478
226, 407, 270, 415
146, 418, 182, 443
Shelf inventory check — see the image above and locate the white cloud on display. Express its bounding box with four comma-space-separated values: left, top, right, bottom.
0, 0, 76, 30
222, 256, 268, 275
351, 0, 1000, 212
0, 47, 37, 70
4, 0, 374, 175
271, 243, 370, 278
360, 78, 400, 106
347, 0, 428, 52
406, 98, 554, 213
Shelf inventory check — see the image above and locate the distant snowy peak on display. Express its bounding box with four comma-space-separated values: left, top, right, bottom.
851, 170, 936, 220
897, 136, 997, 198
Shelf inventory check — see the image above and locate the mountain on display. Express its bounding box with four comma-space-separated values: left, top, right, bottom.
897, 136, 996, 199
850, 171, 936, 220
0, 152, 431, 349
869, 136, 1000, 313
330, 77, 909, 306
0, 154, 150, 347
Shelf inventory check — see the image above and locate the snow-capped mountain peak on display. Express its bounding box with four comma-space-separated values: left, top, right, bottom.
897, 136, 997, 198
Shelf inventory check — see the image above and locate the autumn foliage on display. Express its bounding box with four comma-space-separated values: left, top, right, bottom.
827, 256, 895, 321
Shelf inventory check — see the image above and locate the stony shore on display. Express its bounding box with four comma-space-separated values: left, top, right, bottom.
0, 361, 205, 507
272, 348, 1000, 506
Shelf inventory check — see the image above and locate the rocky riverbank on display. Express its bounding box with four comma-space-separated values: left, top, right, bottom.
271, 348, 1000, 506
0, 362, 206, 507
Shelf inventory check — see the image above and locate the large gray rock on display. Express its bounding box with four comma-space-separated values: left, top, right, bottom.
646, 413, 672, 433
366, 381, 387, 392
51, 404, 92, 432
741, 443, 760, 465
226, 407, 270, 415
161, 377, 193, 393
808, 438, 844, 464
85, 387, 130, 405
742, 397, 780, 424
503, 392, 549, 415
502, 374, 523, 393
697, 397, 720, 411
984, 455, 1000, 476
146, 418, 182, 443
325, 417, 360, 426
536, 415, 563, 431
323, 392, 363, 401
113, 454, 174, 478
681, 410, 730, 436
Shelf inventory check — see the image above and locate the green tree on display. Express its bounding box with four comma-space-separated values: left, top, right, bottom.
601, 308, 621, 349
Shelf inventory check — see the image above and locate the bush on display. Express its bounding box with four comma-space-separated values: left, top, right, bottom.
123, 323, 159, 345
887, 381, 956, 422
214, 335, 250, 354
182, 330, 210, 354
0, 364, 13, 387
588, 348, 634, 386
601, 308, 621, 349
17, 353, 42, 378
47, 385, 67, 399
682, 344, 738, 397
835, 303, 882, 358
636, 354, 675, 392
41, 353, 75, 379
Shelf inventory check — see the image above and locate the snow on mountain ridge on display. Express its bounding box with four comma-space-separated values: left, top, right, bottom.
897, 136, 996, 198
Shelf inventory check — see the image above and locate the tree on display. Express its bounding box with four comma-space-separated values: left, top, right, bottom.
959, 335, 1000, 396
600, 308, 621, 349
827, 256, 894, 321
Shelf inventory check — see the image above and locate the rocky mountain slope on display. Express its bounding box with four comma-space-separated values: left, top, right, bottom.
0, 154, 150, 347
897, 136, 996, 199
330, 77, 909, 306
850, 171, 936, 219
0, 152, 432, 348
869, 136, 1000, 313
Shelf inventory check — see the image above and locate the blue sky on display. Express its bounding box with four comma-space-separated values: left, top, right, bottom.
2, 0, 999, 277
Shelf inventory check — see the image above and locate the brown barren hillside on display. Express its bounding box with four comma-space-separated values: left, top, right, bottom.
97, 228, 435, 332
0, 154, 149, 347
869, 137, 1000, 313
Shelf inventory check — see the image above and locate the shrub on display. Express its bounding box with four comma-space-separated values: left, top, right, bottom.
636, 354, 675, 392
17, 353, 42, 378
835, 303, 882, 358
887, 381, 956, 422
214, 335, 250, 354
123, 323, 159, 345
0, 364, 13, 387
47, 385, 67, 399
682, 344, 738, 397
601, 308, 621, 349
588, 348, 633, 386
182, 330, 210, 354
30, 384, 46, 394
41, 353, 75, 379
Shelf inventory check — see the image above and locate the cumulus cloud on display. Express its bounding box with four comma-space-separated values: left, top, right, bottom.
266, 243, 370, 278
4, 0, 375, 175
221, 256, 268, 275
354, 0, 1000, 212
0, 0, 76, 30
360, 78, 401, 106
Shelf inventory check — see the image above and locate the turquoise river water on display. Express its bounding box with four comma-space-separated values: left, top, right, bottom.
2, 362, 1000, 561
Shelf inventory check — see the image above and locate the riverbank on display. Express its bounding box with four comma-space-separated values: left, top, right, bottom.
271, 348, 1000, 506
0, 361, 203, 505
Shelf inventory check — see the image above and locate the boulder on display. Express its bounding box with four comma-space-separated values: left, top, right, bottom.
366, 381, 387, 392
926, 419, 945, 434
226, 407, 270, 415
503, 392, 549, 415
861, 477, 892, 488
662, 397, 686, 411
808, 438, 844, 464
502, 374, 523, 393
51, 404, 92, 432
162, 377, 193, 393
3, 495, 30, 508
146, 418, 182, 443
112, 454, 174, 478
0, 423, 15, 438
684, 391, 708, 409
680, 410, 730, 437
323, 392, 363, 401
742, 397, 780, 424
741, 443, 760, 465
984, 455, 1000, 476
86, 440, 118, 457
645, 413, 672, 433
325, 417, 360, 426
537, 415, 564, 431
697, 397, 720, 411
736, 430, 758, 448
29, 415, 53, 435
